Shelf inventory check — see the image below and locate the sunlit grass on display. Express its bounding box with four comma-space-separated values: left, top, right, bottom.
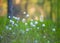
0, 16, 57, 43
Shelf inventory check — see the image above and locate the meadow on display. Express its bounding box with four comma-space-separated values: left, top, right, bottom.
0, 16, 57, 43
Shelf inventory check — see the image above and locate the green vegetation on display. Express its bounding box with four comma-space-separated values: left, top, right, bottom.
0, 0, 60, 43
0, 16, 57, 43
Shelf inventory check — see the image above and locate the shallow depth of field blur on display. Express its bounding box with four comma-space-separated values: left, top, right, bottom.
0, 0, 60, 43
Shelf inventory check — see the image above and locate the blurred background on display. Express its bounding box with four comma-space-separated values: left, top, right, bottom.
0, 0, 57, 21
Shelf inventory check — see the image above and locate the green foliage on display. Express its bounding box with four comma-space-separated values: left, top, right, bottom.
0, 0, 59, 43
0, 16, 57, 43
0, 16, 7, 33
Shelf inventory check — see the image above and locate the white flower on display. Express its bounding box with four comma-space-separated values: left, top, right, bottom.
6, 26, 9, 29
52, 28, 56, 32
40, 15, 44, 22
0, 36, 3, 39
10, 20, 14, 25
40, 19, 44, 22
9, 27, 12, 30
47, 40, 50, 43
30, 22, 36, 27
34, 40, 38, 43
13, 16, 15, 18
13, 16, 17, 19
35, 21, 38, 24
10, 20, 12, 22
15, 23, 18, 27
12, 32, 15, 35
26, 14, 29, 17
23, 12, 26, 14
26, 28, 29, 32
13, 16, 20, 20
37, 27, 39, 29
22, 18, 26, 23
32, 24, 36, 27
8, 16, 10, 18
6, 26, 12, 30
25, 22, 28, 25
17, 17, 20, 21
42, 24, 45, 27
30, 22, 33, 25
11, 21, 14, 25
43, 35, 46, 38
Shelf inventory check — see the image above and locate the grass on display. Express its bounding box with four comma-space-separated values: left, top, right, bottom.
0, 16, 58, 43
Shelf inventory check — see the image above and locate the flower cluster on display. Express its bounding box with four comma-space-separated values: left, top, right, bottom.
4, 13, 56, 43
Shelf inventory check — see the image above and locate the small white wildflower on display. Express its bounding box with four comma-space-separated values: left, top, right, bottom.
26, 28, 29, 32
30, 22, 33, 25
12, 21, 14, 25
13, 16, 16, 19
15, 23, 18, 27
6, 26, 9, 29
52, 28, 56, 32
10, 20, 14, 24
32, 24, 36, 27
40, 19, 44, 22
9, 27, 12, 30
17, 17, 20, 21
40, 15, 44, 22
30, 22, 36, 27
15, 17, 18, 20
26, 14, 29, 17
13, 16, 15, 18
13, 16, 17, 19
37, 27, 39, 29
25, 22, 28, 25
12, 32, 15, 35
10, 20, 14, 25
43, 35, 46, 38
42, 24, 45, 27
35, 21, 38, 24
10, 20, 13, 22
23, 11, 26, 14
22, 18, 26, 23
0, 36, 3, 39
8, 16, 10, 18
47, 40, 50, 43
34, 40, 38, 43
13, 16, 19, 20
